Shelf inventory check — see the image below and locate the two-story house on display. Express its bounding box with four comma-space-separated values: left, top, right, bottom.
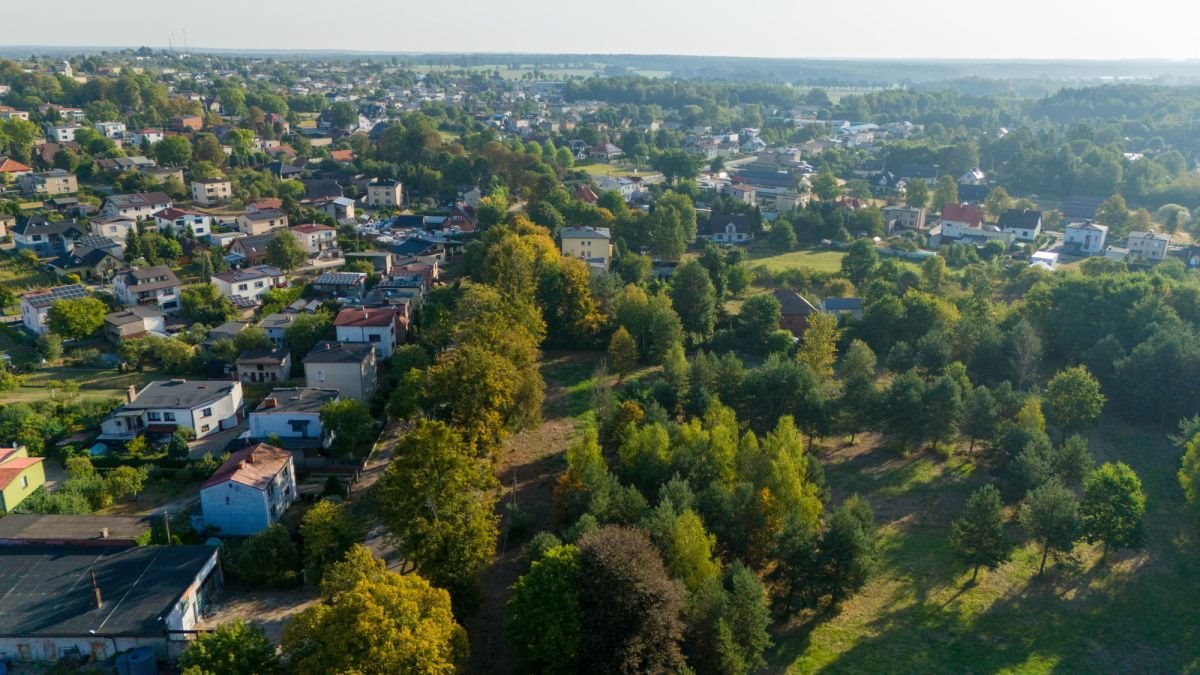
131, 129, 164, 146
1127, 230, 1170, 262
311, 196, 355, 221
237, 208, 288, 236
560, 226, 612, 268
43, 123, 81, 143
334, 307, 403, 359
701, 214, 755, 245
211, 265, 287, 307
95, 121, 126, 139
99, 379, 245, 441
290, 223, 339, 258
199, 443, 296, 536
11, 216, 86, 257
104, 306, 167, 342
235, 349, 292, 384
882, 205, 927, 232
0, 445, 46, 512
1064, 221, 1109, 256
248, 387, 339, 449
190, 178, 233, 206
366, 179, 403, 208
47, 241, 125, 281
103, 192, 173, 221
228, 232, 277, 266
17, 170, 78, 196
153, 207, 211, 238
90, 214, 138, 241
999, 208, 1043, 242
112, 266, 182, 314
257, 311, 298, 348
19, 284, 90, 335
303, 341, 377, 402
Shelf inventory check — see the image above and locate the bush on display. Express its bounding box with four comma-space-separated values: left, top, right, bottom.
222, 524, 302, 588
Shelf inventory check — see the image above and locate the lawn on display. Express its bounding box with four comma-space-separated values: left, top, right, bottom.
577, 161, 646, 178
773, 422, 1200, 673
751, 249, 848, 274
0, 250, 56, 293
9, 367, 160, 403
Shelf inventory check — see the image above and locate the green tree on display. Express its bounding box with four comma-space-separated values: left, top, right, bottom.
905, 178, 930, 209
983, 186, 1013, 221
769, 220, 797, 251
925, 374, 964, 451
819, 495, 877, 608
670, 259, 717, 341
179, 619, 280, 675
283, 310, 334, 362
181, 284, 237, 325
1081, 462, 1145, 559
47, 297, 107, 341
300, 500, 359, 585
608, 326, 639, 380
665, 509, 721, 593
266, 230, 308, 271
1020, 479, 1080, 577
153, 135, 192, 166
506, 544, 582, 673
327, 101, 359, 129
963, 385, 998, 455
840, 239, 878, 287
950, 485, 1011, 582
1044, 365, 1105, 439
797, 312, 841, 382
375, 421, 499, 600
319, 399, 375, 460
932, 176, 959, 212
649, 191, 696, 259
1180, 432, 1200, 507
812, 169, 842, 202
739, 293, 782, 352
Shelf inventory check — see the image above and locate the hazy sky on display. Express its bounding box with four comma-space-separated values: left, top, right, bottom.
7, 0, 1200, 60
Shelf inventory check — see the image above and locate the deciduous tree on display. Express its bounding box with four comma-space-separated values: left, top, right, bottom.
1081, 462, 1145, 559
47, 297, 107, 341
179, 620, 280, 675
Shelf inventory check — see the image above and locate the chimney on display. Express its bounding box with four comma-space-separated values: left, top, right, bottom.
126, 385, 137, 403
100, 527, 109, 539
262, 397, 277, 409
92, 572, 103, 609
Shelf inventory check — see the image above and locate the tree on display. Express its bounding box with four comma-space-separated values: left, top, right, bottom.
283, 310, 333, 362
769, 220, 797, 251
300, 500, 359, 585
670, 259, 717, 341
193, 133, 225, 165
153, 135, 192, 166
282, 546, 467, 674
840, 239, 878, 287
963, 386, 998, 455
1180, 432, 1200, 507
649, 191, 696, 259
608, 326, 639, 380
983, 187, 1014, 220
925, 374, 964, 450
1044, 365, 1105, 439
182, 284, 237, 325
506, 544, 582, 673
266, 230, 308, 271
1081, 462, 1145, 559
665, 509, 721, 593
949, 485, 1010, 582
319, 399, 375, 460
905, 178, 930, 209
179, 620, 280, 675
47, 297, 107, 341
819, 495, 877, 608
718, 561, 773, 675
375, 421, 498, 599
932, 176, 959, 212
812, 169, 842, 202
327, 101, 359, 129
1096, 194, 1132, 237
797, 312, 841, 381
739, 293, 782, 352
651, 150, 701, 184
576, 527, 685, 674
223, 524, 301, 587
1019, 479, 1080, 577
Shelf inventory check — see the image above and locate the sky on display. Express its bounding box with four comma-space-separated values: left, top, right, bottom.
6, 0, 1200, 60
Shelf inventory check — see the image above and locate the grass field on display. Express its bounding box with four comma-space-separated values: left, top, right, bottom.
0, 251, 56, 294
577, 161, 649, 178
9, 367, 159, 403
751, 249, 848, 273
774, 421, 1200, 673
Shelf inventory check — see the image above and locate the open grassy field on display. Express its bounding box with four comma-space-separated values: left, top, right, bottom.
751, 249, 849, 274
0, 250, 56, 294
577, 161, 648, 178
773, 421, 1200, 673
9, 367, 160, 403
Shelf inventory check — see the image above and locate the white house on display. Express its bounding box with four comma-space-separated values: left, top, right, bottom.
1127, 230, 1170, 262
248, 387, 339, 448
103, 192, 173, 220
594, 176, 636, 201
1063, 221, 1108, 256
199, 444, 296, 536
235, 349, 291, 384
112, 266, 182, 314
99, 379, 244, 440
90, 214, 138, 240
701, 214, 755, 244
998, 208, 1042, 242
212, 265, 287, 306
43, 123, 81, 143
153, 207, 211, 237
191, 178, 233, 206
95, 121, 126, 139
334, 307, 403, 359
131, 128, 164, 145
237, 208, 289, 235
19, 284, 89, 336
290, 223, 339, 257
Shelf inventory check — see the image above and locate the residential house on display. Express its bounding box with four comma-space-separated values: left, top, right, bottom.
228, 232, 278, 266
701, 214, 755, 244
237, 208, 289, 235
0, 156, 32, 181
100, 379, 244, 441
43, 123, 81, 143
130, 129, 164, 145
235, 349, 292, 384
104, 306, 166, 342
199, 444, 296, 536
0, 106, 29, 121
959, 168, 987, 185
776, 191, 809, 212
882, 205, 927, 233
560, 226, 613, 268
939, 203, 985, 229
444, 203, 478, 232
103, 192, 173, 220
95, 121, 126, 139
1063, 221, 1109, 256
773, 289, 820, 337
0, 213, 13, 237
17, 170, 78, 196
169, 115, 204, 132
575, 185, 599, 204
90, 214, 138, 241
258, 312, 298, 348
47, 242, 124, 281
311, 271, 368, 299
311, 195, 355, 220
594, 176, 636, 201
19, 284, 89, 335
345, 251, 392, 274
821, 297, 865, 322
0, 545, 221, 663
1127, 230, 1170, 262
589, 143, 624, 161
723, 184, 757, 205
290, 223, 339, 257
366, 179, 403, 208
248, 387, 339, 448
112, 265, 182, 314
212, 265, 287, 307
897, 163, 939, 182
153, 207, 211, 237
335, 307, 404, 359
303, 341, 378, 402
11, 216, 86, 257
204, 321, 249, 348
191, 178, 233, 206
998, 208, 1043, 242
0, 445, 46, 512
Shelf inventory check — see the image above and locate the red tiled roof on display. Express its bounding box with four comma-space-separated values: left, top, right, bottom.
0, 158, 31, 173
202, 443, 291, 491
941, 203, 984, 226
329, 150, 354, 162
154, 207, 204, 220
335, 307, 399, 328
291, 223, 335, 234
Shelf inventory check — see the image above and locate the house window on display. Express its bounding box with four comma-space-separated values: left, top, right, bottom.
148, 412, 161, 421
225, 496, 230, 504
315, 370, 325, 382
200, 424, 210, 433
237, 283, 248, 291
163, 412, 176, 421
368, 334, 381, 343
21, 475, 29, 488
202, 407, 212, 417
255, 281, 265, 288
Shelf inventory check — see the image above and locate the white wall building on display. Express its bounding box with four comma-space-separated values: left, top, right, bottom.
99, 380, 244, 440
248, 387, 339, 448
199, 444, 297, 536
211, 265, 287, 306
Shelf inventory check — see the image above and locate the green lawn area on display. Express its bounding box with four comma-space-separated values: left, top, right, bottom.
577, 161, 645, 178
9, 367, 161, 403
774, 421, 1200, 673
0, 250, 56, 293
751, 249, 848, 274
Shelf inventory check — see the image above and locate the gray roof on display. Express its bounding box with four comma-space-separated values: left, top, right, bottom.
0, 545, 217, 637
560, 226, 611, 240
128, 380, 238, 409
105, 306, 164, 326
303, 340, 373, 364
213, 265, 285, 283
1130, 230, 1171, 242
236, 349, 289, 365
312, 272, 367, 287
258, 312, 299, 331
0, 514, 150, 543
117, 265, 179, 293
254, 387, 339, 414
105, 192, 171, 209
21, 284, 89, 308
822, 297, 864, 312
